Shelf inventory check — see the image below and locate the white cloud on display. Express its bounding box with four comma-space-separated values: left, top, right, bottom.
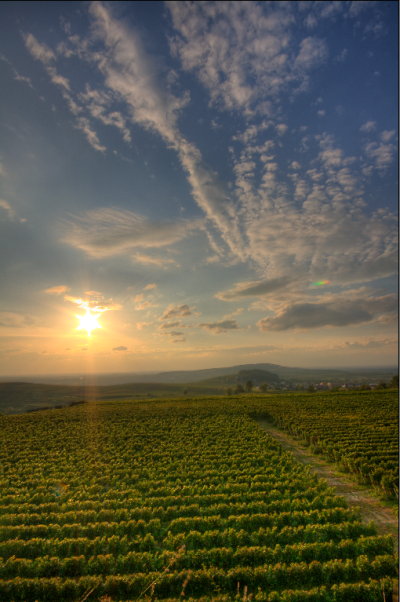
216, 277, 292, 301
78, 86, 132, 143
0, 200, 26, 223
132, 253, 178, 268
325, 3, 346, 18
239, 197, 397, 287
294, 37, 328, 71
348, 1, 377, 17
24, 29, 132, 152
88, 1, 186, 142
276, 123, 288, 136
24, 32, 71, 92
364, 140, 396, 171
24, 33, 55, 64
360, 120, 376, 133
319, 147, 343, 168
381, 130, 395, 143
75, 117, 106, 153
0, 199, 16, 221
304, 14, 318, 29
63, 208, 200, 257
168, 2, 328, 114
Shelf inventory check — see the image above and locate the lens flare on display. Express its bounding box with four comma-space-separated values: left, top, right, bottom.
311, 280, 331, 286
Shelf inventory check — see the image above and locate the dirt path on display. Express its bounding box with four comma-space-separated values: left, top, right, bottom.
256, 418, 398, 548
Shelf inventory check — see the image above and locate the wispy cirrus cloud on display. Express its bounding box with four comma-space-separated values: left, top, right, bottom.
0, 199, 26, 223
216, 277, 292, 301
24, 33, 55, 64
87, 2, 246, 260
24, 33, 71, 92
132, 253, 179, 269
24, 1, 242, 261
24, 31, 129, 152
63, 208, 201, 257
44, 285, 70, 295
342, 338, 396, 350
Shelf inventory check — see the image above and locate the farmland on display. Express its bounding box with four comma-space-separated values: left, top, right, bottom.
0, 391, 397, 601
248, 390, 398, 501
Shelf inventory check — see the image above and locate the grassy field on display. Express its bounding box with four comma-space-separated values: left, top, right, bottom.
0, 391, 397, 601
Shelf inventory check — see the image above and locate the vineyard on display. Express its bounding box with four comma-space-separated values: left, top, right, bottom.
247, 390, 398, 500
0, 391, 397, 601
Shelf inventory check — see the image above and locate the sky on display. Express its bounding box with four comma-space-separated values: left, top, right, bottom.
0, 0, 398, 376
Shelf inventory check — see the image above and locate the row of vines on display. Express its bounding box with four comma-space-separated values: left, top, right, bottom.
247, 390, 398, 499
0, 392, 397, 600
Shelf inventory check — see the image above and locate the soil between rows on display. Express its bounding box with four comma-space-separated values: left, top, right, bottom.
255, 418, 398, 548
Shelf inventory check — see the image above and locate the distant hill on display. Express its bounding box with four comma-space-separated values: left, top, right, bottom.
0, 362, 396, 386
144, 364, 284, 384
198, 369, 280, 388
0, 363, 396, 414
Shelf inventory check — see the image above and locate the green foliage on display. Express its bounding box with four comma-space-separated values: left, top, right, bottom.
0, 393, 397, 600
249, 389, 398, 500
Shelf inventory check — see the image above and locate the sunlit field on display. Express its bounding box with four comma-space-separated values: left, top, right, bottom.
0, 391, 397, 601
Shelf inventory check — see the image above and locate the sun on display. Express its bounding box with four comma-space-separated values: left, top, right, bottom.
76, 308, 102, 336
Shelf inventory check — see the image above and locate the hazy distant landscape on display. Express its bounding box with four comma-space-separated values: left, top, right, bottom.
0, 362, 397, 414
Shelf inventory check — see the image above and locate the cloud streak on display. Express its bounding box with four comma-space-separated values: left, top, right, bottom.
84, 1, 247, 260
200, 319, 240, 334
216, 277, 292, 301
258, 294, 397, 331
63, 208, 201, 257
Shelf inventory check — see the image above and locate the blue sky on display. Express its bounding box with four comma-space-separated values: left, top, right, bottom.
0, 1, 397, 376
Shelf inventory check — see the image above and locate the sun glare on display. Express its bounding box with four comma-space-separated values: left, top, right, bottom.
76, 308, 102, 336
